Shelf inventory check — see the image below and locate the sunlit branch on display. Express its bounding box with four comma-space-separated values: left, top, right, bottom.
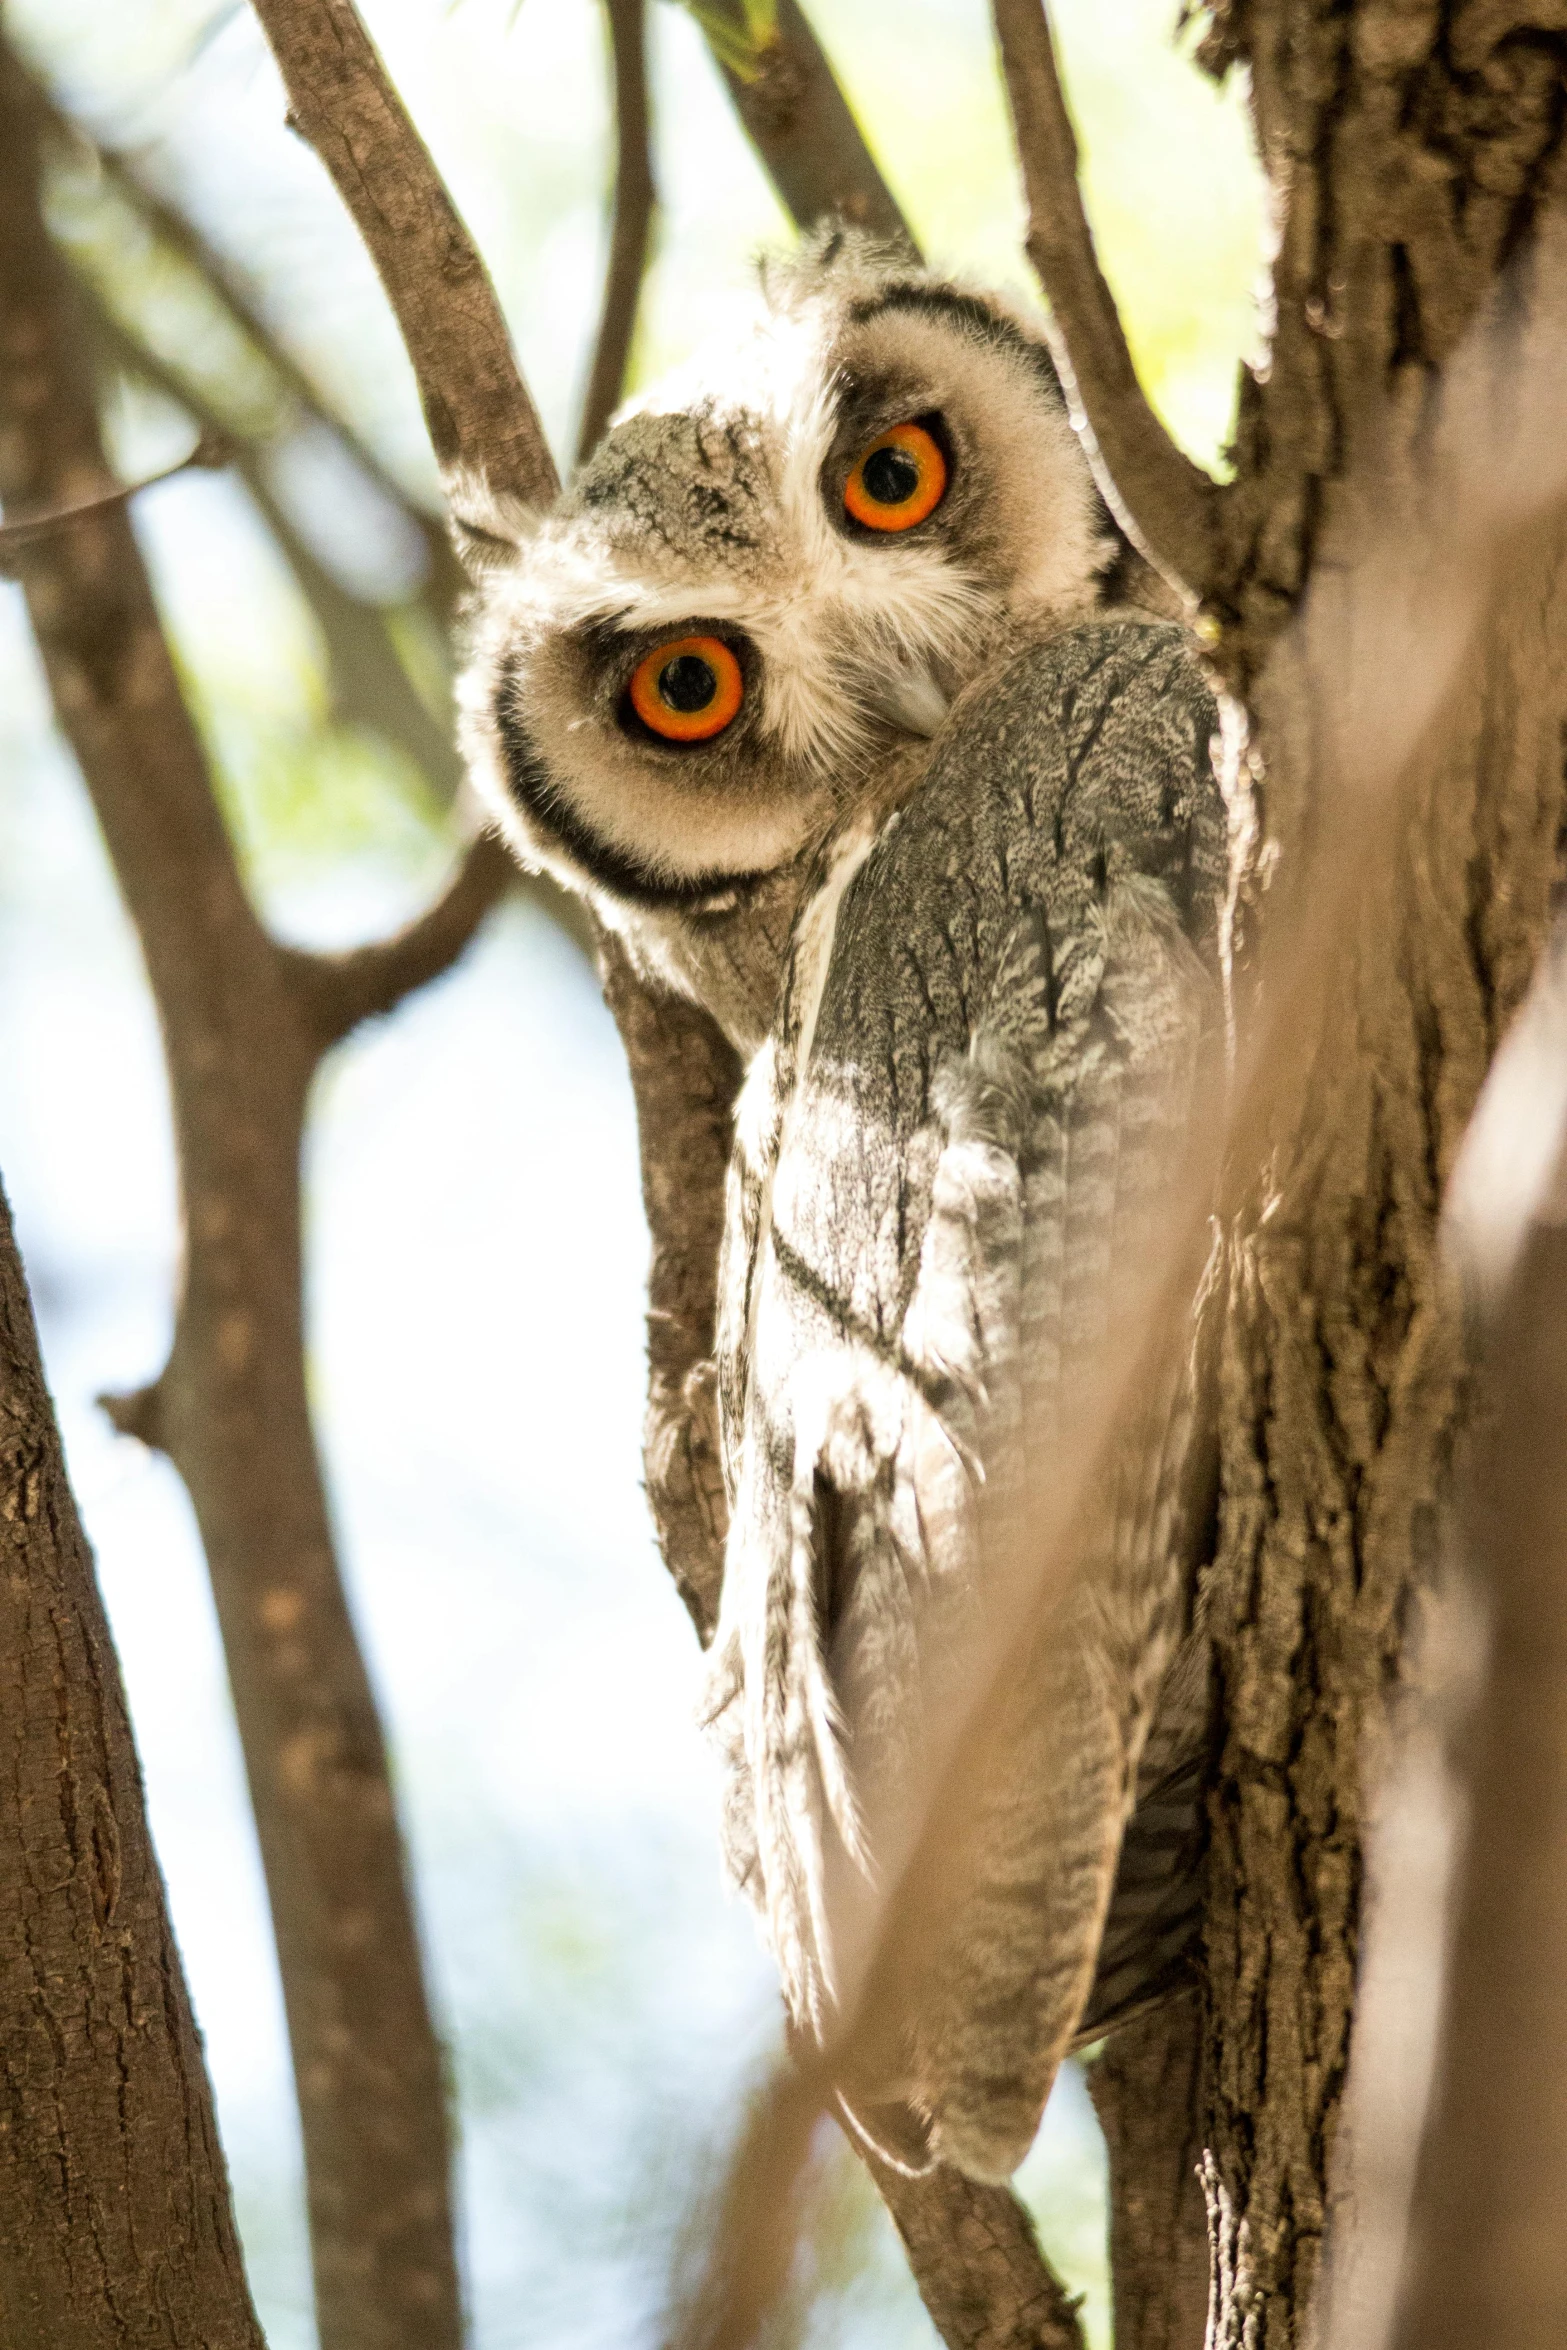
868, 2155, 1088, 2350
691, 0, 916, 250
990, 0, 1220, 601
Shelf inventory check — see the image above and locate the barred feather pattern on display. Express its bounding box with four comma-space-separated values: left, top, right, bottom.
703, 621, 1227, 2180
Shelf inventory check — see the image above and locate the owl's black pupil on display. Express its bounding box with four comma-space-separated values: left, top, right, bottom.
862, 445, 921, 506
659, 654, 718, 712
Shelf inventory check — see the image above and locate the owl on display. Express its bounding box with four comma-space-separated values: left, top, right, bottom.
458, 235, 1224, 2180
458, 233, 1170, 1052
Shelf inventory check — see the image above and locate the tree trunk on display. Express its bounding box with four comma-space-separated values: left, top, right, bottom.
0, 1173, 265, 2350
997, 8, 1567, 2338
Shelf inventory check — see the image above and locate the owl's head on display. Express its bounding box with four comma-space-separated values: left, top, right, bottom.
459, 234, 1120, 1045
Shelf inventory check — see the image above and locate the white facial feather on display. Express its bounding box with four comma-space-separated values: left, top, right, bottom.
458, 232, 1129, 1050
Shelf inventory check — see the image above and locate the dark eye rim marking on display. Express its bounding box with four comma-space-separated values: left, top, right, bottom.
846, 282, 1069, 406
495, 653, 769, 909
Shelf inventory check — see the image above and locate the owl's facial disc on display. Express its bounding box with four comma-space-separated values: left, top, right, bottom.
481, 610, 839, 912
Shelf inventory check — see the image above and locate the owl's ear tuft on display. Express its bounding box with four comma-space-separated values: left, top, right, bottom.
443, 464, 546, 575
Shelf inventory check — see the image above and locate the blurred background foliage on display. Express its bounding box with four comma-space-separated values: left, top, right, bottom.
0, 3, 1262, 2343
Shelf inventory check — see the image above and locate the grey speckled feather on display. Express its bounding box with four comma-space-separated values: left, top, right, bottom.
704, 619, 1226, 2181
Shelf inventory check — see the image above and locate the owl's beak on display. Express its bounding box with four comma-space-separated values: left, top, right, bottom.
864, 661, 950, 740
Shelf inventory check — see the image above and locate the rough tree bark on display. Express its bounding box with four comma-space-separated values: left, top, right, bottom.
996, 4, 1567, 2344
0, 1169, 266, 2350
0, 40, 524, 2350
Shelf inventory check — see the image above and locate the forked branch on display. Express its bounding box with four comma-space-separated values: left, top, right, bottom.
990, 0, 1220, 601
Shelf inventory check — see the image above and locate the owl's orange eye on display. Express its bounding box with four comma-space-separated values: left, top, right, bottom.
628, 634, 745, 743
844, 420, 948, 532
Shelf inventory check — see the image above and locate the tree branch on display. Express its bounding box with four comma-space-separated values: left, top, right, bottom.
1385, 919, 1567, 2350
38, 82, 464, 612
0, 1172, 266, 2350
693, 0, 915, 248
599, 936, 741, 1644
82, 285, 463, 790
576, 0, 655, 466
866, 2158, 1087, 2350
1087, 1997, 1210, 2350
250, 0, 558, 512
0, 46, 471, 2350
287, 829, 518, 1044
990, 0, 1220, 600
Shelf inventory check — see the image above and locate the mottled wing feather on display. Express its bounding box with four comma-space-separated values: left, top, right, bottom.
706, 620, 1227, 2179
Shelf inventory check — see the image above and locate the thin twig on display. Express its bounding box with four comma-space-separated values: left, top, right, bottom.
37, 81, 463, 610
81, 285, 463, 788
576, 0, 655, 466
0, 424, 228, 563
990, 0, 1219, 600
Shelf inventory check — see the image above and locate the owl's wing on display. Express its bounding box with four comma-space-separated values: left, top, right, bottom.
705, 621, 1226, 2181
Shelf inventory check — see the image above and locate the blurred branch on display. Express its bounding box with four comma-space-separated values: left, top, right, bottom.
690, 0, 915, 248
36, 81, 464, 612
250, 0, 557, 511
665, 2061, 825, 2350
1087, 1998, 1209, 2350
0, 422, 229, 559
576, 0, 655, 466
0, 42, 509, 2350
990, 0, 1219, 600
81, 285, 464, 791
288, 830, 517, 1043
1381, 917, 1567, 2350
0, 1172, 266, 2350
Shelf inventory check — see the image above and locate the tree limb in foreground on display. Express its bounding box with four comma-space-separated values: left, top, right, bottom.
0, 41, 506, 2350
0, 1174, 265, 2350
1382, 918, 1567, 2350
989, 0, 1219, 603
